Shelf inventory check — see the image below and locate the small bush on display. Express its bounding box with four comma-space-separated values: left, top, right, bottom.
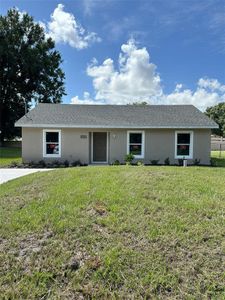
64, 160, 70, 167
28, 161, 35, 168
210, 158, 216, 167
112, 160, 120, 165
21, 163, 29, 168
193, 158, 201, 166
150, 160, 159, 165
178, 159, 183, 166
137, 161, 144, 166
52, 160, 61, 168
46, 163, 53, 168
124, 153, 134, 165
164, 157, 170, 165
71, 160, 81, 167
10, 161, 19, 168
38, 160, 46, 168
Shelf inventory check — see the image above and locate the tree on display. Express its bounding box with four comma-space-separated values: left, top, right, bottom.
0, 8, 66, 143
205, 102, 225, 137
128, 101, 148, 106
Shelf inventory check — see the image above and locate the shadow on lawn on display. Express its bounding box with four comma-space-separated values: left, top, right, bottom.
210, 157, 225, 167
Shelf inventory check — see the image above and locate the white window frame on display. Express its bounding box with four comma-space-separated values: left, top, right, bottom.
43, 129, 61, 158
175, 131, 193, 159
127, 131, 145, 159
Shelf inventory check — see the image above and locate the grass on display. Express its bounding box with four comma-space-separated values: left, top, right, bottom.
211, 150, 225, 167
0, 147, 21, 167
0, 166, 225, 299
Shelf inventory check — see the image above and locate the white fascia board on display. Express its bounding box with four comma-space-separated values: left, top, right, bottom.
15, 124, 219, 129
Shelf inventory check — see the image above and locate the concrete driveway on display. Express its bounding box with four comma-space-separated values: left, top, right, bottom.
0, 169, 53, 184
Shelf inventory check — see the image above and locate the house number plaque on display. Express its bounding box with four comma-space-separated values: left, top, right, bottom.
80, 135, 87, 139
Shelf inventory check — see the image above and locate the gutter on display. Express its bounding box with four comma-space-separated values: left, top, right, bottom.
15, 123, 219, 129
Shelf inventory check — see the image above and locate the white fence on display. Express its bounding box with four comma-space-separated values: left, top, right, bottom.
211, 136, 225, 151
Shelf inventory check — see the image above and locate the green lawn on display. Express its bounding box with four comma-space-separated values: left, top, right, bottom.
0, 166, 225, 299
211, 151, 225, 167
0, 147, 21, 167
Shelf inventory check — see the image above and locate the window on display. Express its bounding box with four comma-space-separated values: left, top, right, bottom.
43, 130, 61, 157
127, 131, 145, 158
175, 131, 193, 159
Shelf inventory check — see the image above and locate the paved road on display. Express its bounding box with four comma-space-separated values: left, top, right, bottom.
0, 169, 53, 184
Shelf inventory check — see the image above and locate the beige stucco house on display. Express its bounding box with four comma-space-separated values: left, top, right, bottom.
15, 104, 218, 165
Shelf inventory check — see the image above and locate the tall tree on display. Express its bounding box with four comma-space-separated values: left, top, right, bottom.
0, 8, 66, 143
205, 102, 225, 137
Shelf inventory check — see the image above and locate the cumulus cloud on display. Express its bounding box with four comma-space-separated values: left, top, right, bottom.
71, 92, 104, 105
198, 78, 225, 92
164, 81, 225, 111
71, 39, 225, 110
47, 4, 101, 49
85, 39, 162, 104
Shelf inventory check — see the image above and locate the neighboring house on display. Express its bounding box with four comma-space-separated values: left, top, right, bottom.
15, 104, 218, 165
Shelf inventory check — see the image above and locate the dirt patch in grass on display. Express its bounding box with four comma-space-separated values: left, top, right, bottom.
0, 229, 103, 298
87, 201, 109, 217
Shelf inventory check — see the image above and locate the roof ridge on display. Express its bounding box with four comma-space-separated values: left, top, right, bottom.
37, 103, 195, 107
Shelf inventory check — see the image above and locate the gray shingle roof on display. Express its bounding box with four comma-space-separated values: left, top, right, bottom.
15, 104, 218, 129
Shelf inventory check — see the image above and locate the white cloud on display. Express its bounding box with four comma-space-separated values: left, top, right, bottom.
198, 78, 225, 92
47, 4, 101, 49
71, 39, 225, 110
71, 92, 104, 105
38, 21, 47, 31
85, 39, 162, 104
164, 83, 225, 111
17, 9, 27, 21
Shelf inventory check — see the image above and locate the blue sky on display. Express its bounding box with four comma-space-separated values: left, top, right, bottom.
1, 0, 225, 110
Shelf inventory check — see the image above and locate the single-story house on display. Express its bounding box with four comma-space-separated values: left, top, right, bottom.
15, 104, 218, 165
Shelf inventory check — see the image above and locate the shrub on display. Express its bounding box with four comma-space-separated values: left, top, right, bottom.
210, 158, 216, 167
38, 160, 46, 168
71, 160, 81, 167
64, 160, 70, 167
28, 161, 35, 168
124, 153, 134, 165
178, 159, 183, 166
193, 158, 201, 166
10, 161, 19, 168
112, 160, 120, 165
164, 157, 170, 165
52, 160, 61, 168
46, 163, 53, 168
137, 161, 144, 166
150, 160, 159, 165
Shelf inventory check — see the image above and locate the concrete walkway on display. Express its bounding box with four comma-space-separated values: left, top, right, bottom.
0, 169, 53, 184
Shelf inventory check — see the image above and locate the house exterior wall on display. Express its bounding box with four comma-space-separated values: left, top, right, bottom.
22, 127, 211, 165
22, 128, 89, 163
107, 129, 211, 165
22, 128, 42, 163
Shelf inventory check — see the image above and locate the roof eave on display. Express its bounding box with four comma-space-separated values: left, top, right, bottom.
15, 123, 219, 129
